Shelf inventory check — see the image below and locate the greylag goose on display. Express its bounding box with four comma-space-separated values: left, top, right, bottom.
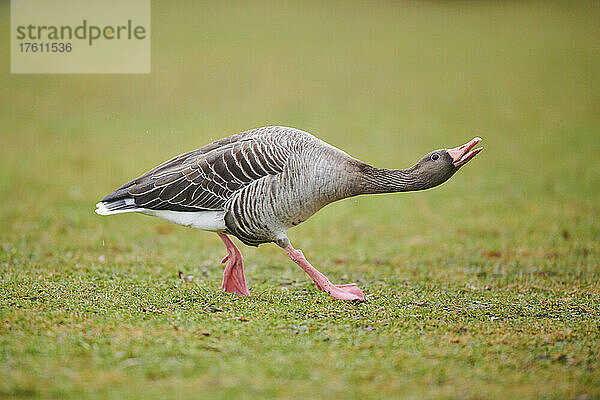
96, 126, 483, 301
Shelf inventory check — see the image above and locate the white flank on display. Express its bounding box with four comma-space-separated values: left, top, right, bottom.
95, 201, 226, 232
144, 210, 226, 232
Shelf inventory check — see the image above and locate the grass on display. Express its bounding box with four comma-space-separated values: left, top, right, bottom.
1, 1, 599, 399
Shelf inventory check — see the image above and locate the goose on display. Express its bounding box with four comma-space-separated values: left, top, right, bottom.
96, 126, 483, 301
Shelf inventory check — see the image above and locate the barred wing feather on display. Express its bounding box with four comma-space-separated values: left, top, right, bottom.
100, 129, 291, 213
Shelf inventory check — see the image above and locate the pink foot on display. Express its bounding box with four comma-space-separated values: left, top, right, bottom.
218, 234, 250, 296
325, 283, 365, 301
285, 245, 365, 301
330, 283, 365, 300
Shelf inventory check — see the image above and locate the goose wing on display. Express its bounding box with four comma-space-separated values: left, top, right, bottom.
100, 128, 292, 212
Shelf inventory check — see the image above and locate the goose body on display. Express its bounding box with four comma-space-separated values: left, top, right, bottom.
96, 126, 483, 301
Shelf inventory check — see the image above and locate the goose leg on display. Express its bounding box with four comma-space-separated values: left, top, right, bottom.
218, 233, 250, 296
285, 244, 365, 301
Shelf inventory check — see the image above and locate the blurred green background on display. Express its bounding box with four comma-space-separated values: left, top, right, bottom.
1, 1, 599, 399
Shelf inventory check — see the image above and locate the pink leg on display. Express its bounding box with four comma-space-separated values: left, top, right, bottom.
285, 245, 365, 301
218, 233, 250, 296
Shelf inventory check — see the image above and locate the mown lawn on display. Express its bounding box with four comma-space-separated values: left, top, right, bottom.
1, 1, 599, 399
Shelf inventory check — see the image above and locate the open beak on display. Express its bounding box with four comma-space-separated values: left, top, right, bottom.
447, 137, 484, 167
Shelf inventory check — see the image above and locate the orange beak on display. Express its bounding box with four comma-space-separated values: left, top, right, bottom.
447, 137, 484, 167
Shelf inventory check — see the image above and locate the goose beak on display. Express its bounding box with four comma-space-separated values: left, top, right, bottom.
447, 137, 484, 167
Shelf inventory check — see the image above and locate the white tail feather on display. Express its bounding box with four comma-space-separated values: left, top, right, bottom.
95, 201, 144, 216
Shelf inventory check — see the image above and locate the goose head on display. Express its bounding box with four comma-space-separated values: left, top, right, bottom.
410, 137, 484, 189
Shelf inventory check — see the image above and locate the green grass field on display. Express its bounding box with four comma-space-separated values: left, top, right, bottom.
1, 1, 599, 399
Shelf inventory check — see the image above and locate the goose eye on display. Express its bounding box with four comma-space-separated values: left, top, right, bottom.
431, 153, 440, 161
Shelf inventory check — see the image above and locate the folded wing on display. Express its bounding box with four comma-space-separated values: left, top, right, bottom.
99, 129, 291, 213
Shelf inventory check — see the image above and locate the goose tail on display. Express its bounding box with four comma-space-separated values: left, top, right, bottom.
95, 198, 144, 215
